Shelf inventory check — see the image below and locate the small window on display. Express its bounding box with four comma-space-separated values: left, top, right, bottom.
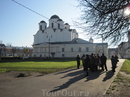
52, 23, 54, 28
40, 25, 42, 30
58, 23, 60, 29
40, 54, 42, 57
62, 48, 64, 52
79, 47, 81, 52
86, 47, 89, 52
62, 54, 64, 57
71, 48, 73, 52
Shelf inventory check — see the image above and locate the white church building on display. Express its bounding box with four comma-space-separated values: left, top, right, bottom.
32, 15, 108, 58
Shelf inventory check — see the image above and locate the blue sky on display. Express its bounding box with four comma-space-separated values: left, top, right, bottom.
0, 0, 102, 47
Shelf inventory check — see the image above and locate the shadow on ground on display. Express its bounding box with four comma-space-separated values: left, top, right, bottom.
54, 68, 78, 75
85, 70, 104, 82
50, 69, 86, 92
102, 70, 115, 82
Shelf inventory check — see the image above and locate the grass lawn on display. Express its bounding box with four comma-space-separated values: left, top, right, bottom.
0, 59, 77, 73
120, 59, 130, 74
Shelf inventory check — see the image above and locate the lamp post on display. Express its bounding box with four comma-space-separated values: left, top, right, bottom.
101, 34, 104, 54
99, 34, 104, 54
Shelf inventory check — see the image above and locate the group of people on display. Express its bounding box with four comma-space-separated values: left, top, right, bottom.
76, 53, 119, 77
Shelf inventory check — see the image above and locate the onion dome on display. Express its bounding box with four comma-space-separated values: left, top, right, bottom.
50, 15, 60, 19
40, 20, 46, 23
65, 23, 69, 25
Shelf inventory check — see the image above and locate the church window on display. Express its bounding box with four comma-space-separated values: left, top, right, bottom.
46, 35, 48, 38
65, 27, 67, 29
52, 23, 54, 28
71, 48, 73, 52
40, 25, 42, 30
45, 48, 46, 52
79, 47, 81, 52
40, 54, 42, 57
58, 23, 60, 29
62, 48, 64, 52
86, 47, 89, 52
62, 54, 64, 57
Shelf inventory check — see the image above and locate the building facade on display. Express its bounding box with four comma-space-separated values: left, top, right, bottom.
33, 15, 108, 58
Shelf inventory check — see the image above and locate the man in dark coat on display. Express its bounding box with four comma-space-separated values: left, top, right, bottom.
90, 53, 95, 72
76, 54, 80, 69
111, 55, 116, 72
84, 54, 90, 76
100, 53, 108, 71
81, 54, 85, 71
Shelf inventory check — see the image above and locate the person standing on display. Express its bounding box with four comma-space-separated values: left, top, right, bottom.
81, 54, 85, 71
115, 55, 119, 67
100, 53, 108, 71
84, 54, 90, 76
95, 54, 100, 71
111, 55, 116, 72
76, 54, 80, 69
90, 53, 95, 72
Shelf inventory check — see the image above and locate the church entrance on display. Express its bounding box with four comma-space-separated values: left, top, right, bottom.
51, 52, 55, 58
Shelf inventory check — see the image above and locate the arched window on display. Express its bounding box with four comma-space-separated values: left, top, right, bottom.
40, 25, 42, 30
52, 23, 54, 28
58, 23, 60, 29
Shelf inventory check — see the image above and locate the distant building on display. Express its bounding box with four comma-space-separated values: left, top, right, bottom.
6, 46, 33, 57
117, 31, 130, 59
32, 15, 108, 58
108, 48, 118, 58
0, 44, 6, 56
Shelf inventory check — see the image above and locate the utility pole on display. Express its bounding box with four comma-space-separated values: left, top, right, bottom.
49, 37, 50, 58
101, 34, 104, 54
99, 34, 104, 54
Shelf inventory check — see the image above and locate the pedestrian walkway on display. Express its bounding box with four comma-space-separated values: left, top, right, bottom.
0, 59, 125, 97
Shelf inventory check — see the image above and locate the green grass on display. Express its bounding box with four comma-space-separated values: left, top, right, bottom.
120, 59, 130, 74
0, 59, 77, 73
113, 59, 130, 83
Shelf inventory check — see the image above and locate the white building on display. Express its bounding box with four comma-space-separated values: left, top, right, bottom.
117, 31, 130, 59
32, 15, 108, 58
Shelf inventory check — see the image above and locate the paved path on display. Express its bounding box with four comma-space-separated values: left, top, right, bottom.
0, 59, 125, 97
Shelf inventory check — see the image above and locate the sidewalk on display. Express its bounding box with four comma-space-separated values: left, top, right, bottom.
0, 59, 125, 97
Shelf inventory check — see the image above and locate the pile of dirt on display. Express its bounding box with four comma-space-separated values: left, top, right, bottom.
0, 71, 43, 83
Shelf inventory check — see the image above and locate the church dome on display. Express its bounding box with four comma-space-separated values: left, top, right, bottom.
89, 37, 93, 43
65, 23, 69, 25
40, 20, 46, 23
50, 15, 60, 19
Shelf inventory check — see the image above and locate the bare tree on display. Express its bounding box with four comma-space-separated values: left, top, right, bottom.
77, 0, 130, 45
23, 48, 30, 56
11, 47, 16, 56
